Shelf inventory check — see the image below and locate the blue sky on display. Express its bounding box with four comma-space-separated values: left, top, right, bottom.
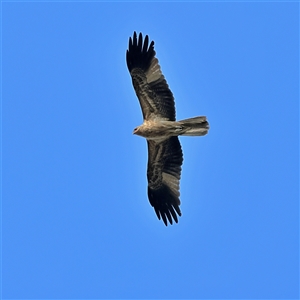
2, 1, 299, 299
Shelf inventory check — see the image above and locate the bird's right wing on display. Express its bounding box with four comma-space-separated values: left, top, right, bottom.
147, 137, 183, 226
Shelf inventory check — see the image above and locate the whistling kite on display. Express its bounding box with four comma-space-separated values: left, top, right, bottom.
126, 32, 209, 226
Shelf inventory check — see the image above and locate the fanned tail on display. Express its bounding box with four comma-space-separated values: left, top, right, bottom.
178, 116, 209, 136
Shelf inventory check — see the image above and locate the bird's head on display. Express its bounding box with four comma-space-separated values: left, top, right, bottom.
133, 126, 140, 135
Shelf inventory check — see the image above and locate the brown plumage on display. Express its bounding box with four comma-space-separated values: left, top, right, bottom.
126, 32, 209, 226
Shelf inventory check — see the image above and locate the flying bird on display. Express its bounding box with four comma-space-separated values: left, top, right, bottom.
126, 32, 209, 226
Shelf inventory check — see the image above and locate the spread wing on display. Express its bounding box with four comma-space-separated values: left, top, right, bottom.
147, 137, 183, 226
126, 32, 176, 121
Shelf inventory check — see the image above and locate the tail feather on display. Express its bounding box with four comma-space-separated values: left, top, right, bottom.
177, 116, 209, 136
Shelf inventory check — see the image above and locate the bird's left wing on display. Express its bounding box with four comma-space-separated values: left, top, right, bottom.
147, 137, 183, 225
126, 32, 176, 121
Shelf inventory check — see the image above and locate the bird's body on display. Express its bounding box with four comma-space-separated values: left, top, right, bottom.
134, 120, 184, 140
126, 32, 209, 226
134, 117, 209, 140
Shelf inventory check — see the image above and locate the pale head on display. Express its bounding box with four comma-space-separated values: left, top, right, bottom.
133, 126, 141, 135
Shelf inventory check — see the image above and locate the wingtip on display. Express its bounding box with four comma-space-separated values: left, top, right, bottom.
126, 32, 156, 73
149, 187, 181, 226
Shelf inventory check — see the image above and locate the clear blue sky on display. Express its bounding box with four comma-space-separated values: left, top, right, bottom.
2, 2, 299, 299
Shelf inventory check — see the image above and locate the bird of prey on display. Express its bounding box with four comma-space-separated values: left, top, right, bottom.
126, 32, 209, 226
